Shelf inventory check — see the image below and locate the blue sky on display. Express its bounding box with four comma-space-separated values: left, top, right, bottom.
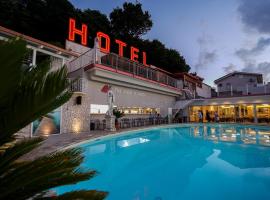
70, 0, 270, 86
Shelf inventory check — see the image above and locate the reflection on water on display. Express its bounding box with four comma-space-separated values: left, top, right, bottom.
117, 137, 150, 148
57, 124, 270, 200
190, 124, 270, 146
83, 124, 270, 170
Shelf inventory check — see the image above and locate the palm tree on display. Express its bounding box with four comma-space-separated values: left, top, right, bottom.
0, 39, 107, 200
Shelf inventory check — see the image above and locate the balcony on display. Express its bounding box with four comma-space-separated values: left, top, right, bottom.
69, 78, 85, 93
68, 49, 181, 92
99, 53, 179, 89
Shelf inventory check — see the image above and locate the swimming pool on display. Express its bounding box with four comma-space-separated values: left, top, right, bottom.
56, 124, 270, 200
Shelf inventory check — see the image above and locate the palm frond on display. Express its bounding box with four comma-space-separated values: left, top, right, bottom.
0, 44, 72, 144
0, 39, 26, 106
0, 148, 105, 200
0, 39, 106, 200
52, 190, 108, 200
0, 137, 43, 175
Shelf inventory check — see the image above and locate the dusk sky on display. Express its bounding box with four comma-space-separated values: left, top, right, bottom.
70, 0, 270, 86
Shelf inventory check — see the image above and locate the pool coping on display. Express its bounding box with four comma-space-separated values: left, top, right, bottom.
59, 123, 270, 151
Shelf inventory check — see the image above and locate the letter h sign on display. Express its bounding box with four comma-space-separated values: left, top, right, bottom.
68, 18, 88, 46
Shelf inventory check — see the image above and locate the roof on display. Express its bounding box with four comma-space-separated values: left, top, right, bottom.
214, 71, 263, 84
0, 25, 78, 57
190, 94, 270, 106
149, 65, 174, 76
175, 72, 204, 82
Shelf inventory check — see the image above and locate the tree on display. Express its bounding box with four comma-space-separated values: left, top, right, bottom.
0, 40, 107, 200
76, 9, 111, 48
110, 2, 153, 38
0, 0, 76, 47
0, 0, 190, 73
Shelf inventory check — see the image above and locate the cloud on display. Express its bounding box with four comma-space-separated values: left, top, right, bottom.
235, 37, 270, 82
242, 61, 270, 82
195, 34, 217, 71
195, 50, 217, 71
238, 0, 270, 34
235, 37, 270, 61
197, 34, 213, 46
223, 64, 236, 74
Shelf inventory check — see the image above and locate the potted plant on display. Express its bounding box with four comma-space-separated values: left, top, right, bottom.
113, 108, 125, 129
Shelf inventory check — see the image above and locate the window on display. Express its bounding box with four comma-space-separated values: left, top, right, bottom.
90, 104, 108, 114
218, 83, 223, 87
226, 83, 231, 90
75, 96, 82, 105
118, 107, 160, 115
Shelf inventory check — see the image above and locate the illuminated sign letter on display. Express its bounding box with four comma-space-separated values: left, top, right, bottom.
142, 52, 149, 66
68, 18, 88, 46
115, 39, 127, 57
130, 46, 139, 62
97, 32, 110, 53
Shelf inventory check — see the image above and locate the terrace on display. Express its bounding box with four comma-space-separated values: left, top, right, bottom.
68, 48, 182, 93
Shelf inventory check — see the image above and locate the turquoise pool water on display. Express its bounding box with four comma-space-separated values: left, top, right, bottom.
56, 124, 270, 200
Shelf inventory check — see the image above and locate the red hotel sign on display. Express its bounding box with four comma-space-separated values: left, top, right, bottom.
68, 18, 149, 66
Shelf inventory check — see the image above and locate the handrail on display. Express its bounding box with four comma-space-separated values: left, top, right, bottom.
68, 49, 181, 89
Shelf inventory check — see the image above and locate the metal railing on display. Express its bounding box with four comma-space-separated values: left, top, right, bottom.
69, 78, 84, 93
68, 48, 181, 89
100, 53, 180, 89
68, 49, 95, 72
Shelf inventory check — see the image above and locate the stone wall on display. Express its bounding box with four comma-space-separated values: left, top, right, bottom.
61, 93, 90, 134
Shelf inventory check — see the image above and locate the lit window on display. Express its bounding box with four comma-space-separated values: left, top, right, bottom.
90, 104, 108, 114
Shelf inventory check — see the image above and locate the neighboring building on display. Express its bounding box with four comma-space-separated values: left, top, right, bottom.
196, 83, 212, 98
214, 71, 270, 97
185, 72, 270, 123
188, 95, 270, 123
174, 72, 211, 99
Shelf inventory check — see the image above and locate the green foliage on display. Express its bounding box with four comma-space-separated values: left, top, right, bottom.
113, 109, 125, 119
0, 40, 107, 199
110, 2, 153, 38
76, 9, 111, 47
0, 40, 72, 145
0, 0, 190, 73
0, 145, 107, 200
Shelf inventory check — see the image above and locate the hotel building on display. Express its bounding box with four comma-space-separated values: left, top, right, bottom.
0, 25, 269, 138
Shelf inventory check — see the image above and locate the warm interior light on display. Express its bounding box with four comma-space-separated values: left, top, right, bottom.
72, 118, 81, 133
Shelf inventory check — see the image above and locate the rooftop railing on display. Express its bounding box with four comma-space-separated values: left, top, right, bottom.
68, 49, 181, 90
100, 53, 180, 89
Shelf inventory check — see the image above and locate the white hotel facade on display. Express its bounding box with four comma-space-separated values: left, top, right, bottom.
0, 25, 269, 138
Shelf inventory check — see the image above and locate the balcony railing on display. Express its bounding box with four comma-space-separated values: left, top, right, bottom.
68, 48, 181, 90
68, 49, 95, 72
100, 53, 180, 89
69, 78, 84, 93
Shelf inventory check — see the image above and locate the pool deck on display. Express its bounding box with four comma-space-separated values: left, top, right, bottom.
22, 124, 167, 160
22, 122, 270, 161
